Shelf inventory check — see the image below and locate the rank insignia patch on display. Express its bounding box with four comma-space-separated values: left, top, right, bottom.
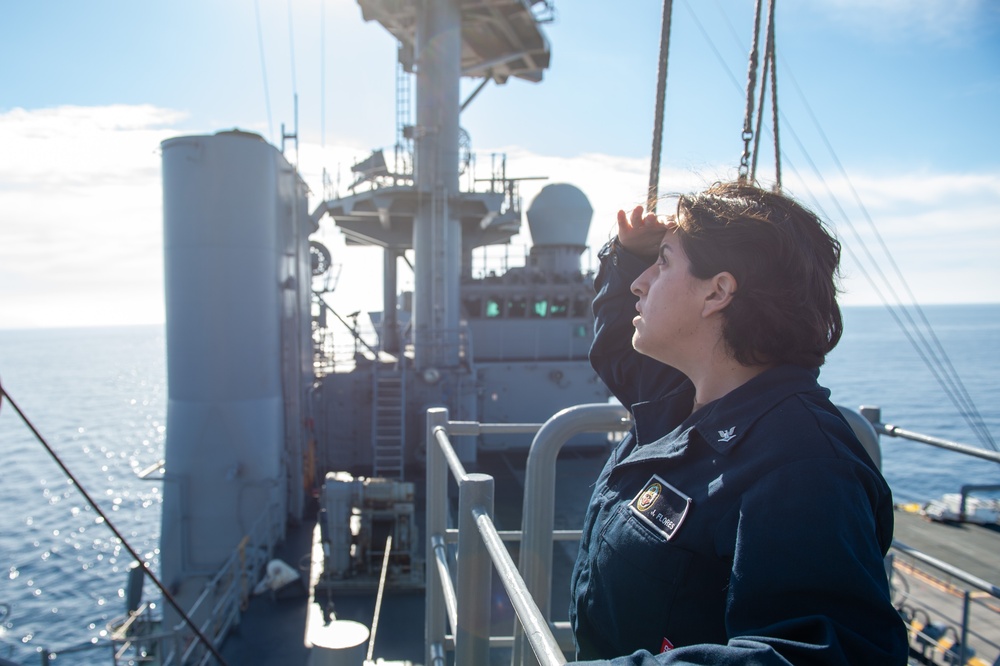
628, 474, 691, 541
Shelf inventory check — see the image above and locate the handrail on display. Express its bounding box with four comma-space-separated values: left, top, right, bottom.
892, 540, 1000, 600
425, 407, 569, 666
861, 405, 1000, 464
108, 499, 282, 665
473, 506, 566, 665
891, 540, 1000, 665
431, 404, 1000, 666
514, 404, 631, 666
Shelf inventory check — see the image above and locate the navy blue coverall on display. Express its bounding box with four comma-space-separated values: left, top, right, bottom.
569, 240, 909, 665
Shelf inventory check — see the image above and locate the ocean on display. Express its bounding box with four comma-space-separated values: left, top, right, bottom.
1, 304, 999, 663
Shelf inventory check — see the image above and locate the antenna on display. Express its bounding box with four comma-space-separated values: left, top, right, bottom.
281, 93, 300, 166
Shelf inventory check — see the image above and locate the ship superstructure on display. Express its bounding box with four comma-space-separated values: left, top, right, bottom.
155, 0, 609, 638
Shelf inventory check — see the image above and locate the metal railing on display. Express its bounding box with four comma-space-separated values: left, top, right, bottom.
860, 406, 1000, 465
860, 405, 1000, 665
427, 403, 1000, 666
424, 403, 630, 666
108, 500, 283, 665
891, 543, 1000, 665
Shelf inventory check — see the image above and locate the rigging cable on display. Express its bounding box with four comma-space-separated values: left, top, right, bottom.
691, 0, 996, 451
773, 77, 997, 451
321, 0, 326, 150
254, 0, 275, 143
285, 0, 301, 165
288, 0, 298, 98
647, 0, 675, 213
0, 380, 230, 665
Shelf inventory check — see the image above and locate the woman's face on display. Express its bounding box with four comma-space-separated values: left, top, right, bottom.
629, 225, 715, 366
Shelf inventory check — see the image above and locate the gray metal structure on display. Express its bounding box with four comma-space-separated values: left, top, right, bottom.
127, 2, 1000, 664
159, 131, 315, 621
311, 0, 610, 478
156, 0, 608, 640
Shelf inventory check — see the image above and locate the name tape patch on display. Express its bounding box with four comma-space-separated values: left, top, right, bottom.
628, 474, 691, 541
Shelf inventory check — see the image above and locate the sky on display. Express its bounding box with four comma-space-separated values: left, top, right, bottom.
1, 0, 999, 329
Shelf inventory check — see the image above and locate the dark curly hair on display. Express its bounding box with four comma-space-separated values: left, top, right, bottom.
674, 181, 843, 368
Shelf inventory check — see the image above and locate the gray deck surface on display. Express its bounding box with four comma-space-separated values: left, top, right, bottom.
891, 508, 1000, 665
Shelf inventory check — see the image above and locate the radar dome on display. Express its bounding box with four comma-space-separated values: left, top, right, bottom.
526, 184, 593, 247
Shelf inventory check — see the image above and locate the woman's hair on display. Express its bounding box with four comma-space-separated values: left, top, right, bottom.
674, 181, 843, 368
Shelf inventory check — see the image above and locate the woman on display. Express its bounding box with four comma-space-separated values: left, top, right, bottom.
569, 182, 908, 665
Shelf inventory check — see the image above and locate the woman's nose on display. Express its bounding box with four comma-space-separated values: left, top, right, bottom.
631, 273, 647, 297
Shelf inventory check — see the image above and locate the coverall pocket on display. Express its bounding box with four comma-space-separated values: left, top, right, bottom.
590, 504, 693, 653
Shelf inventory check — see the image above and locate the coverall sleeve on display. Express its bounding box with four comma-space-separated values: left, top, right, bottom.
570, 456, 908, 666
590, 239, 683, 409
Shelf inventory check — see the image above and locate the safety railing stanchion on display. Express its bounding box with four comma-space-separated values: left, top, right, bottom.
426, 407, 450, 666
515, 403, 630, 666
456, 473, 494, 665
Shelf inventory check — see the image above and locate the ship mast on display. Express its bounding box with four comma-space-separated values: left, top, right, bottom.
412, 0, 463, 369
318, 0, 552, 371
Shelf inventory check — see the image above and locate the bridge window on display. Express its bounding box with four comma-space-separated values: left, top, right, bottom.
549, 296, 570, 318
507, 297, 527, 317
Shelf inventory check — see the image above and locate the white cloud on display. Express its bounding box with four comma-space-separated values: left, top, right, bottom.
1, 104, 997, 329
0, 106, 183, 329
779, 167, 1000, 305
810, 0, 987, 42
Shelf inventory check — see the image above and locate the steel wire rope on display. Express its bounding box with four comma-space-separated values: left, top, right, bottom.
287, 0, 298, 98
254, 0, 274, 143
701, 0, 996, 451
774, 67, 997, 451
767, 149, 996, 453
775, 131, 997, 450
321, 0, 326, 150
0, 379, 230, 666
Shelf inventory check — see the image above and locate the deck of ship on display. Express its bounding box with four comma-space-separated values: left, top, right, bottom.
891, 508, 1000, 666
218, 455, 1000, 666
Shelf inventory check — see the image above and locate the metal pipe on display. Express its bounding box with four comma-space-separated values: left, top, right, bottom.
877, 423, 1000, 464
445, 528, 583, 544
456, 473, 494, 666
892, 540, 1000, 599
474, 507, 567, 666
861, 405, 1000, 464
958, 590, 970, 665
433, 425, 469, 480
959, 484, 1000, 522
425, 407, 450, 666
431, 534, 459, 633
447, 421, 543, 436
514, 403, 630, 666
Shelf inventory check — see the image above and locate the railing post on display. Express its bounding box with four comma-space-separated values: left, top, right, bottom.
425, 407, 450, 666
515, 403, 629, 666
456, 473, 494, 666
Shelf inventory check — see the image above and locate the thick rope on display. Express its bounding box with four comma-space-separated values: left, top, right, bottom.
647, 0, 674, 213
750, 24, 769, 182
738, 0, 765, 182
768, 0, 782, 190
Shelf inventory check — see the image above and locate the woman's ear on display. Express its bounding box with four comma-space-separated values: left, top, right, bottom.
702, 271, 737, 317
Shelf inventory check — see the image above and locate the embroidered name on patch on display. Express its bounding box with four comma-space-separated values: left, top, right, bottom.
628, 474, 691, 541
